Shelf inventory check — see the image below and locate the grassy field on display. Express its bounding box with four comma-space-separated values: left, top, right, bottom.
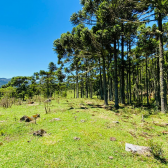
0, 94, 168, 168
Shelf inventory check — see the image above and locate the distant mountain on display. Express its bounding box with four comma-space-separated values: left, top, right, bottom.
0, 78, 11, 87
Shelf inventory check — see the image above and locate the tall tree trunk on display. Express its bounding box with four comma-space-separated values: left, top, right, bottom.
146, 55, 149, 106
140, 66, 142, 103
126, 44, 129, 104
81, 77, 83, 98
99, 58, 103, 100
107, 54, 110, 101
102, 53, 108, 105
158, 12, 166, 112
156, 52, 160, 106
111, 71, 114, 101
114, 38, 119, 108
129, 40, 132, 104
136, 65, 139, 104
133, 66, 135, 102
109, 77, 112, 101
121, 23, 125, 104
74, 83, 75, 98
76, 68, 79, 98
119, 69, 122, 103
109, 53, 113, 101
90, 73, 92, 99
127, 68, 129, 104
85, 72, 88, 98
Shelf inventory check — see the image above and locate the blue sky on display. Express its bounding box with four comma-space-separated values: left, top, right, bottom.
0, 0, 82, 78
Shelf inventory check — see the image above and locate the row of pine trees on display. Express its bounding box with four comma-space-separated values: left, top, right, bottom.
53, 0, 168, 112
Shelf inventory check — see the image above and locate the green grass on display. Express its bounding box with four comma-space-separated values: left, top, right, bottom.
0, 96, 168, 168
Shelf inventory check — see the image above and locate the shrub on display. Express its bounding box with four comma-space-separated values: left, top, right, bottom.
62, 92, 67, 98
148, 140, 167, 163
0, 97, 14, 108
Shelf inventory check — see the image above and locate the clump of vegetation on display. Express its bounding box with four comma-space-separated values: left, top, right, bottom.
62, 91, 67, 98
44, 99, 51, 114
148, 140, 167, 163
0, 87, 16, 108
0, 97, 13, 108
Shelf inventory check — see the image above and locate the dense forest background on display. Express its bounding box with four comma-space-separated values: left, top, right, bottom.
1, 0, 168, 112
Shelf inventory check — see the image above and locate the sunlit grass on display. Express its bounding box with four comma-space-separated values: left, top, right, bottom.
0, 95, 168, 167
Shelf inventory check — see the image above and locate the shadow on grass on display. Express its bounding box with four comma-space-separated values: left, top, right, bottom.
87, 104, 118, 111
67, 101, 161, 117
153, 155, 167, 164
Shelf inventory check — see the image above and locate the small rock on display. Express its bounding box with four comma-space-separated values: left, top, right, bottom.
154, 122, 168, 127
54, 118, 61, 121
44, 99, 51, 103
125, 143, 151, 156
86, 102, 92, 105
33, 129, 47, 137
28, 102, 34, 104
74, 137, 80, 140
112, 121, 119, 124
50, 118, 61, 122
109, 156, 113, 159
81, 119, 86, 122
110, 137, 116, 141
162, 131, 168, 134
